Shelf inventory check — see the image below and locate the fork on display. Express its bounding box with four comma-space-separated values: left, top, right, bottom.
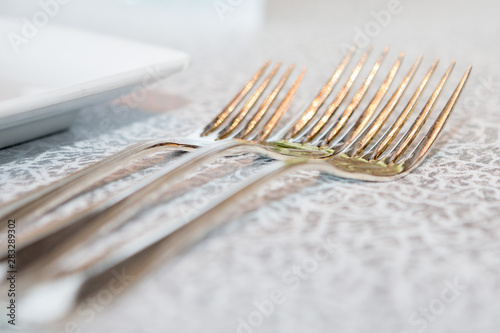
13, 48, 470, 326
0, 47, 354, 237
0, 57, 315, 252
7, 46, 403, 258
4, 47, 465, 263
4, 46, 393, 259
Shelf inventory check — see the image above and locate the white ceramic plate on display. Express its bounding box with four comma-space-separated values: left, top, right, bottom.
0, 17, 190, 149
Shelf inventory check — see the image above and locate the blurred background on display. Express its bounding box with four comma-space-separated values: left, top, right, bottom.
1, 0, 497, 132
1, 0, 497, 117
1, 0, 498, 64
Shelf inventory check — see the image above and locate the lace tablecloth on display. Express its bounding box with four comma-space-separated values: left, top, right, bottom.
1, 0, 499, 332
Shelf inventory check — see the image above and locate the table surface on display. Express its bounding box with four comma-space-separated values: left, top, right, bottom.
1, 0, 499, 332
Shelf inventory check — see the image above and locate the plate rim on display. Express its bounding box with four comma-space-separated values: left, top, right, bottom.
0, 20, 190, 129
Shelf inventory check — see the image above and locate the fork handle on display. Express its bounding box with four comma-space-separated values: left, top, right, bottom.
0, 139, 201, 227
19, 157, 322, 326
11, 140, 256, 266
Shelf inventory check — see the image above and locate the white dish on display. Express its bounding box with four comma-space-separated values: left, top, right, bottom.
0, 17, 190, 149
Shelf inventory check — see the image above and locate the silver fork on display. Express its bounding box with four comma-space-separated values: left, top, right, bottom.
12, 49, 471, 326
0, 52, 340, 236
4, 47, 467, 264
0, 58, 316, 251
4, 46, 388, 258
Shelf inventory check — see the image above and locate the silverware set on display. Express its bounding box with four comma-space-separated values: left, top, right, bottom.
0, 46, 471, 326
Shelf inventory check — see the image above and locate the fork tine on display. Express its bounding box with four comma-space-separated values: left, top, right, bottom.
321, 47, 389, 146
348, 55, 422, 155
217, 63, 282, 139
304, 47, 372, 142
403, 66, 472, 166
238, 64, 295, 140
338, 51, 407, 151
369, 58, 439, 160
288, 46, 356, 137
386, 61, 455, 163
253, 68, 307, 143
201, 61, 270, 136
